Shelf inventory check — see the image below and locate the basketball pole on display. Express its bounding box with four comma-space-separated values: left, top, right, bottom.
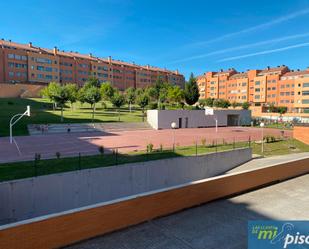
9, 105, 31, 144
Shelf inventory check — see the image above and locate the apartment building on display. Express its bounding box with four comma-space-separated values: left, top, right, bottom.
0, 40, 185, 90
197, 65, 309, 113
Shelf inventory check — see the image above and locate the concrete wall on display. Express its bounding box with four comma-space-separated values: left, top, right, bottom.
147, 109, 251, 129
0, 148, 251, 225
0, 156, 308, 249
293, 125, 309, 144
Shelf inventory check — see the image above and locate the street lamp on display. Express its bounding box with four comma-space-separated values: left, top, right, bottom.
260, 122, 265, 154
10, 105, 31, 144
171, 122, 177, 151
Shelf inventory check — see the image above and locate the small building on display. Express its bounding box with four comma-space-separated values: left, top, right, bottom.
147, 109, 251, 129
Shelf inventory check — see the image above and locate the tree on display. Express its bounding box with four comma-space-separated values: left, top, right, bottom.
213, 99, 230, 108
100, 82, 115, 101
136, 93, 149, 122
124, 87, 136, 112
231, 101, 238, 109
167, 85, 184, 107
111, 92, 126, 121
242, 101, 250, 110
53, 85, 70, 122
65, 83, 78, 110
41, 82, 61, 110
199, 98, 214, 108
277, 106, 287, 115
86, 77, 101, 88
184, 73, 200, 106
81, 85, 102, 122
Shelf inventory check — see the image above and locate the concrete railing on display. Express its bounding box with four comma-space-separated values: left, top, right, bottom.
0, 148, 251, 225
0, 156, 308, 249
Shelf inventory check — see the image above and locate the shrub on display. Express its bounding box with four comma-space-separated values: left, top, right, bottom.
264, 135, 276, 143
159, 144, 163, 152
147, 143, 154, 153
55, 152, 61, 159
201, 138, 206, 147
98, 146, 104, 155
34, 153, 41, 161
148, 102, 158, 109
7, 101, 14, 105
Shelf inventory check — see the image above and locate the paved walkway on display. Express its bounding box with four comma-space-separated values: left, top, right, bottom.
227, 152, 309, 174
0, 127, 292, 163
66, 174, 309, 249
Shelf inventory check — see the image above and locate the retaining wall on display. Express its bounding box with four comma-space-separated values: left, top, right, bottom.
0, 148, 251, 225
0, 156, 307, 249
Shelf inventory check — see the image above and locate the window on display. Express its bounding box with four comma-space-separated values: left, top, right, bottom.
302, 99, 309, 104
303, 83, 309, 88
254, 95, 260, 99
302, 91, 309, 96
8, 54, 14, 59
46, 75, 53, 80
37, 74, 44, 79
9, 72, 14, 77
255, 88, 260, 92
8, 62, 14, 68
255, 81, 260, 85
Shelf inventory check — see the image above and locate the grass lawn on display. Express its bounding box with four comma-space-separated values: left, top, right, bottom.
0, 98, 144, 136
0, 138, 308, 182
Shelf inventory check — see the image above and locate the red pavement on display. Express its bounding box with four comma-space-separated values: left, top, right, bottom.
0, 127, 292, 163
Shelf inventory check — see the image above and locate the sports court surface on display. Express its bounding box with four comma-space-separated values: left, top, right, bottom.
0, 127, 292, 163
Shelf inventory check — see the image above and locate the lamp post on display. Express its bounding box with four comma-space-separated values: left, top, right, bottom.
10, 105, 31, 144
171, 122, 177, 151
260, 122, 265, 155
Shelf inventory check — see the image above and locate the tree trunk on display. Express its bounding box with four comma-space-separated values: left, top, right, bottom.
129, 102, 132, 112
61, 107, 64, 122
142, 108, 144, 122
92, 104, 95, 122
118, 109, 120, 122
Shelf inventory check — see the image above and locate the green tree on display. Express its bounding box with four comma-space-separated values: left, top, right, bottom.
81, 85, 102, 122
184, 73, 200, 106
199, 98, 214, 108
242, 101, 250, 110
53, 85, 70, 122
100, 82, 115, 102
124, 87, 136, 112
111, 92, 126, 121
167, 85, 184, 107
277, 106, 287, 115
86, 77, 101, 88
231, 101, 238, 108
136, 93, 149, 122
65, 83, 78, 110
41, 82, 61, 111
213, 99, 230, 108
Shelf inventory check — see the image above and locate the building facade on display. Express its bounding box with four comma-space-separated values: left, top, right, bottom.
197, 66, 309, 113
0, 40, 185, 90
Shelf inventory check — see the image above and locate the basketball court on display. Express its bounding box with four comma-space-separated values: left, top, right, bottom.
0, 126, 292, 163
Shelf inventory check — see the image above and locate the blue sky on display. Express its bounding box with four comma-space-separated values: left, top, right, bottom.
1, 0, 309, 79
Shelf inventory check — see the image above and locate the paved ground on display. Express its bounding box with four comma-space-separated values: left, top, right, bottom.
65, 174, 309, 249
0, 127, 291, 163
227, 152, 309, 174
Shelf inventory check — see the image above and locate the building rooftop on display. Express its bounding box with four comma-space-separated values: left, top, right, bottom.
229, 72, 248, 79
0, 39, 180, 75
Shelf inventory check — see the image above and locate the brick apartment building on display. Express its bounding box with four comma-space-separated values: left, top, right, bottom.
197, 66, 309, 113
0, 40, 185, 90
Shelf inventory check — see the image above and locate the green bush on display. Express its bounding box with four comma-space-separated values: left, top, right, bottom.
147, 143, 154, 153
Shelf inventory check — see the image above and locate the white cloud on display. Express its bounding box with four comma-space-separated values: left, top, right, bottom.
190, 8, 309, 47
218, 42, 309, 62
